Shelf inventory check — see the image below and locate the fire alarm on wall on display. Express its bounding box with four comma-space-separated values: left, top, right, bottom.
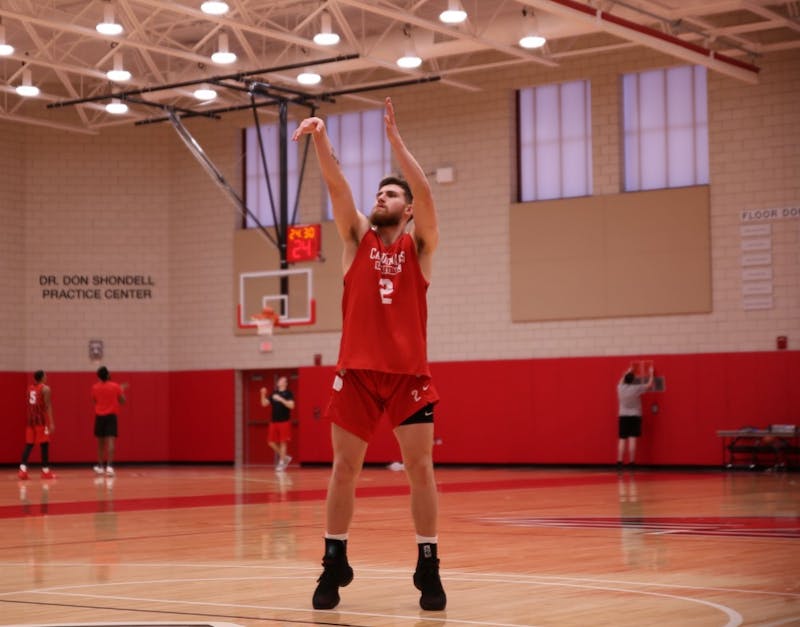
777, 335, 788, 350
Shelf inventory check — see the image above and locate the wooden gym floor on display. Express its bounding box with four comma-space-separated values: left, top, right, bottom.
0, 464, 798, 626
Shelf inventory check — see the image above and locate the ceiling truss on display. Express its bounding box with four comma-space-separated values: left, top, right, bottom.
0, 0, 797, 133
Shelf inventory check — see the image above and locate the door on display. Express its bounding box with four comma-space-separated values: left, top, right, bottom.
242, 369, 299, 465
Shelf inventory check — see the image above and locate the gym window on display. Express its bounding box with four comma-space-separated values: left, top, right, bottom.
244, 121, 300, 228
622, 65, 709, 191
517, 80, 593, 201
324, 108, 391, 219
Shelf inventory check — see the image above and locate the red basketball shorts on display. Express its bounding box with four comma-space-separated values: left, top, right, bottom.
25, 425, 50, 445
324, 369, 439, 442
268, 421, 292, 443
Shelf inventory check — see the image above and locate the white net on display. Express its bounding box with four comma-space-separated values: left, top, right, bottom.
253, 318, 274, 336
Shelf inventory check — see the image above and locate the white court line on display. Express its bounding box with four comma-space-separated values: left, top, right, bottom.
2, 562, 797, 600
761, 618, 800, 627
449, 571, 800, 599
19, 590, 536, 627
3, 567, 747, 627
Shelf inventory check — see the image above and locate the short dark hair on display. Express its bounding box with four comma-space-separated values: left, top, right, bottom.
34, 370, 45, 383
379, 175, 413, 204
623, 372, 636, 384
97, 366, 110, 381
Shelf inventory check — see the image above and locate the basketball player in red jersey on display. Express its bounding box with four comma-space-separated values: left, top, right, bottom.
92, 366, 127, 476
293, 97, 445, 611
19, 370, 56, 480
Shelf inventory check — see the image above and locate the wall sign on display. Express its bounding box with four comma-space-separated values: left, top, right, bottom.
38, 274, 156, 300
741, 206, 800, 222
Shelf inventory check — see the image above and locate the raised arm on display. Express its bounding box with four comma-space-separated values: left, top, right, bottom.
292, 117, 368, 246
384, 97, 439, 256
644, 366, 655, 389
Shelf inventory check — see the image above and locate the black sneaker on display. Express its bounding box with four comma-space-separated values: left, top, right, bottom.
413, 558, 446, 611
312, 557, 353, 610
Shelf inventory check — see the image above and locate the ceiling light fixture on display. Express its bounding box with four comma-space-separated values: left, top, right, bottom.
106, 53, 131, 81
396, 25, 422, 69
15, 68, 39, 97
439, 0, 467, 25
519, 8, 546, 49
193, 85, 218, 100
313, 10, 340, 46
0, 25, 14, 56
96, 2, 123, 36
105, 98, 128, 114
297, 70, 322, 86
200, 1, 229, 15
211, 32, 237, 64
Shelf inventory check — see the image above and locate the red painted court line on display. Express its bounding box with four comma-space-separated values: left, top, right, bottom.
0, 471, 712, 520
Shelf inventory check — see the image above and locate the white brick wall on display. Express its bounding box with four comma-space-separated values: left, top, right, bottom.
0, 121, 25, 369
1, 47, 798, 372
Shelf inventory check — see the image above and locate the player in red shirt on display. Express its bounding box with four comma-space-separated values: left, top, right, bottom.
19, 370, 56, 480
293, 97, 445, 611
91, 366, 127, 476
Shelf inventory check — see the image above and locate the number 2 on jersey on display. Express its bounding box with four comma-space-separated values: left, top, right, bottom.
379, 278, 394, 304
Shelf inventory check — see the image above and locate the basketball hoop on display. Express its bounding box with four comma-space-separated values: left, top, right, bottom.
250, 306, 279, 352
253, 318, 275, 336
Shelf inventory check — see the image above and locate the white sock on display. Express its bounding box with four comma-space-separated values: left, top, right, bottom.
416, 535, 438, 544
20, 464, 27, 472
325, 532, 349, 541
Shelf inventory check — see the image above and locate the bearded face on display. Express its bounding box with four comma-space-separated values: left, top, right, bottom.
369, 183, 410, 227
369, 209, 403, 227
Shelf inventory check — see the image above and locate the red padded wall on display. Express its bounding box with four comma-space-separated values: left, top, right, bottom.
294, 351, 800, 466
168, 370, 235, 462
0, 369, 233, 465
1, 352, 797, 466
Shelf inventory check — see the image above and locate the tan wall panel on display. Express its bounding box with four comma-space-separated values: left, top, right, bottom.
524, 257, 609, 320
606, 187, 711, 253
512, 186, 711, 321
524, 196, 606, 261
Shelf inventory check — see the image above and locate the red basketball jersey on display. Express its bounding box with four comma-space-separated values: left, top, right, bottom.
92, 381, 123, 415
337, 229, 430, 375
27, 383, 49, 427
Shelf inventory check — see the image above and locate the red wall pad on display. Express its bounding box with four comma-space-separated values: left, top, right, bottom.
0, 352, 796, 466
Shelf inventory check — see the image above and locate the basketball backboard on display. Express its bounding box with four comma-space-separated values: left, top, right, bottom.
237, 267, 315, 333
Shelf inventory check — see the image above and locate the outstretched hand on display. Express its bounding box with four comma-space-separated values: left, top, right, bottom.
292, 117, 325, 141
383, 97, 401, 143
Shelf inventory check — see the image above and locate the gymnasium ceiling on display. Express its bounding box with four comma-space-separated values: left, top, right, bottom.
0, 0, 798, 134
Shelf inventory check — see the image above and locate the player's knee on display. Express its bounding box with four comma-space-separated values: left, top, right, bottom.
331, 457, 362, 482
402, 454, 434, 482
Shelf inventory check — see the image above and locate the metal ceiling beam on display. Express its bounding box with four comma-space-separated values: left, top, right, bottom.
47, 54, 360, 109
0, 7, 214, 67
743, 0, 800, 34
520, 0, 760, 83
337, 0, 559, 68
